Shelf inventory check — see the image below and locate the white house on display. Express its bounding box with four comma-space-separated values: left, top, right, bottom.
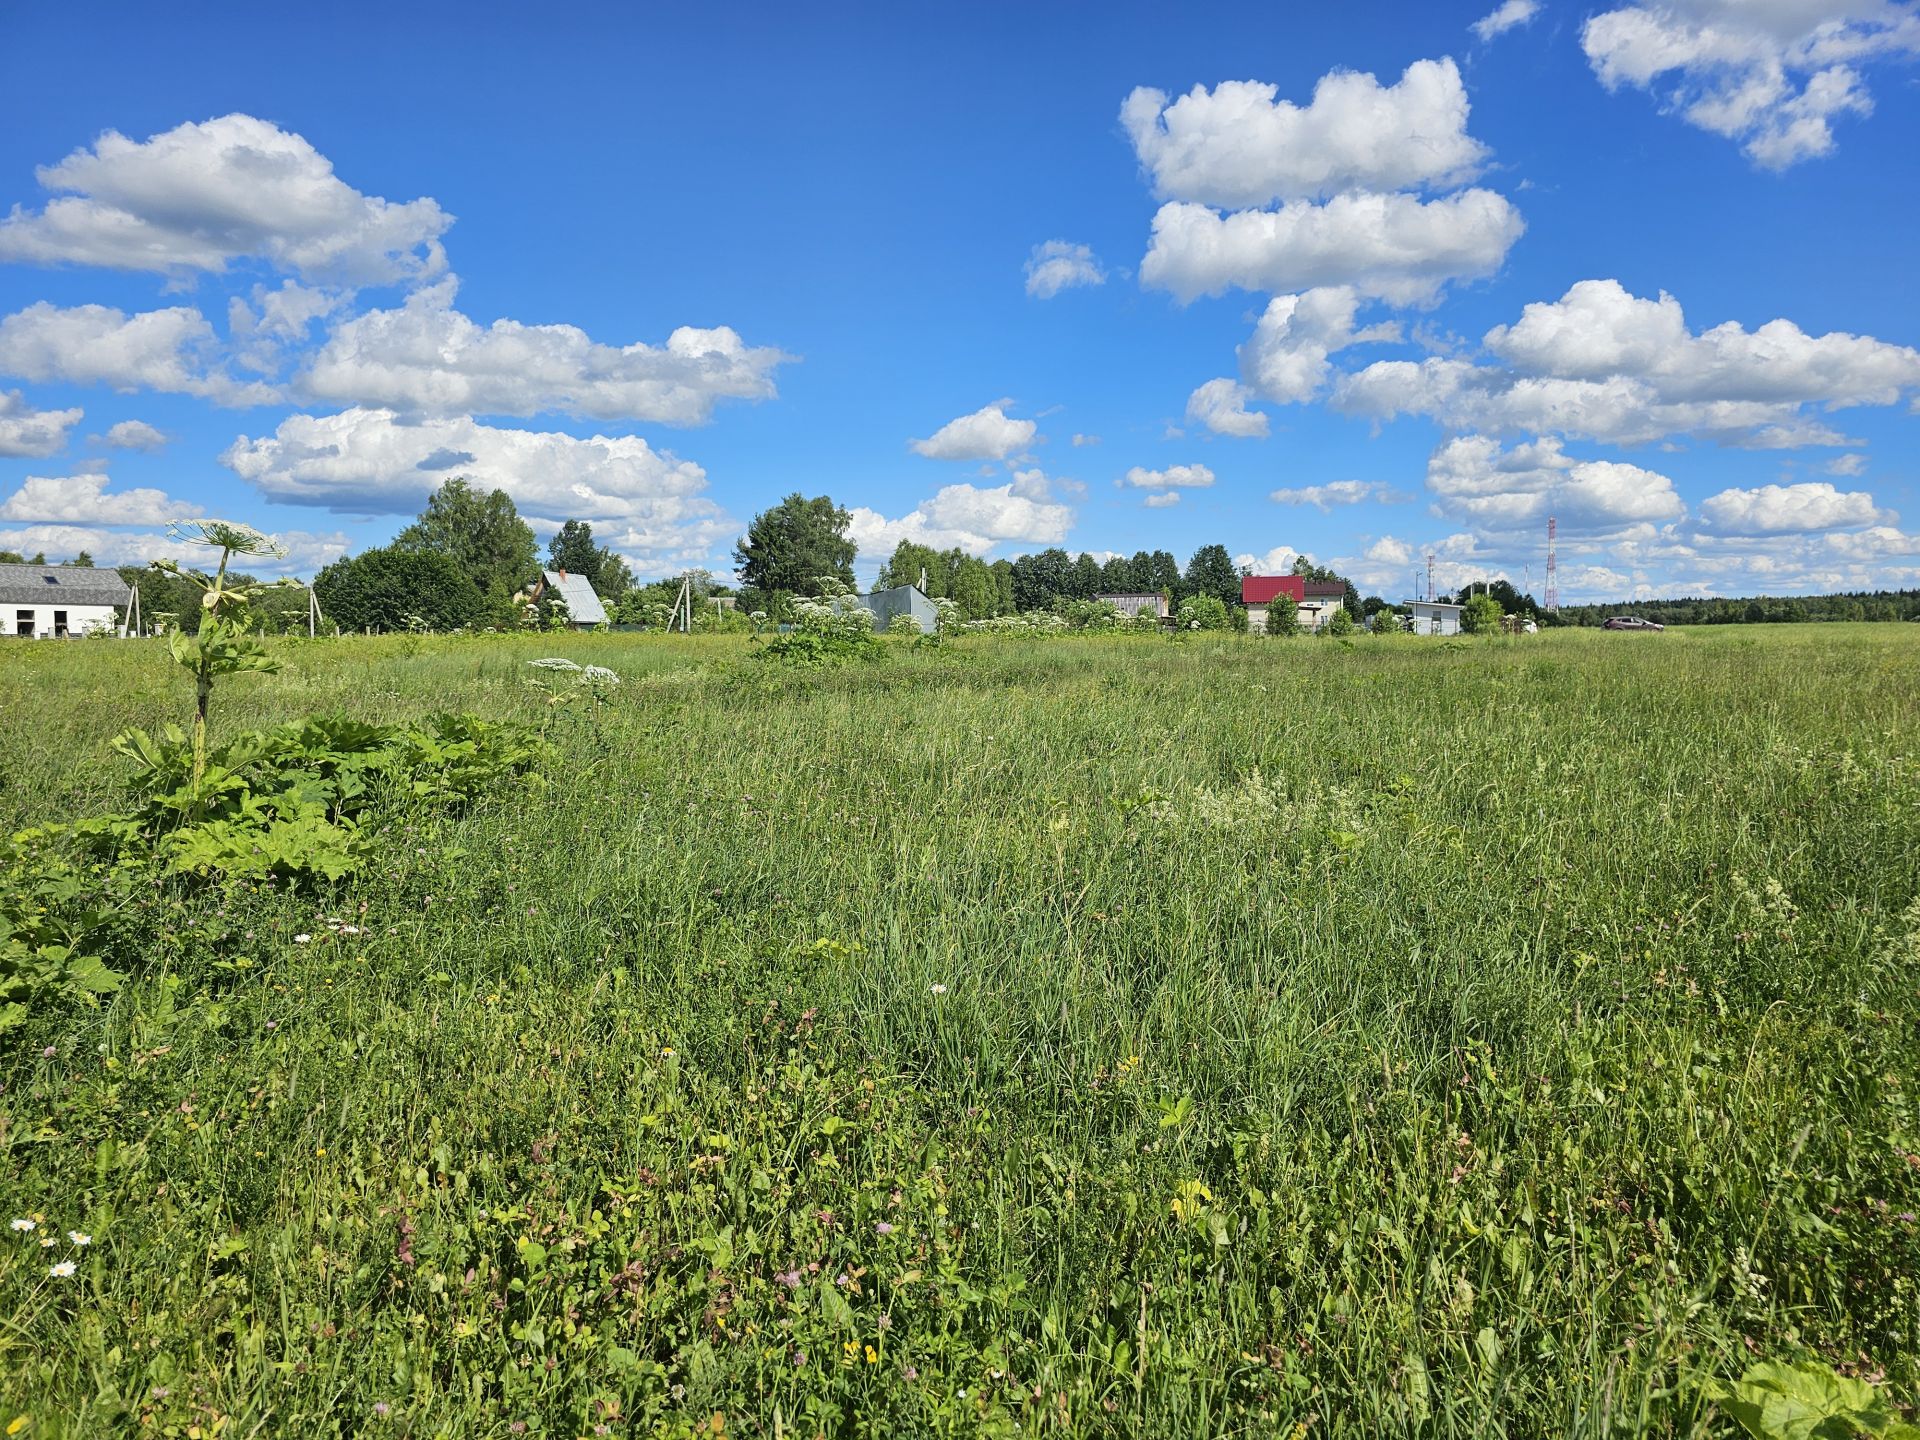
1406, 599, 1464, 636
1299, 581, 1348, 632
0, 562, 133, 638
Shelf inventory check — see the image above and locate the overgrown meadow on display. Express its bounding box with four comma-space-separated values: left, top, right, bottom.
3, 623, 1918, 1438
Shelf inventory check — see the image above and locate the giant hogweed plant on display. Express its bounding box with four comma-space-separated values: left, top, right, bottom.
148, 519, 289, 795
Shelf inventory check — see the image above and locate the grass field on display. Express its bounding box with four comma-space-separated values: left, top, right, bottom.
3, 624, 1918, 1438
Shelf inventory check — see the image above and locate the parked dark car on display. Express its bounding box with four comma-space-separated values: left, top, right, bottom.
1602, 616, 1665, 631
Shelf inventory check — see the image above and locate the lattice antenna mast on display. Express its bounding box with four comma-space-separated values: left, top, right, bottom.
1544, 516, 1559, 612
1425, 552, 1435, 603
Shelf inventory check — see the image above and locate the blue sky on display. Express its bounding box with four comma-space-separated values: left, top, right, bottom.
2, 0, 1918, 602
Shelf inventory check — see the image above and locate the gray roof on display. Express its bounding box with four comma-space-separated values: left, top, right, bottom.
0, 563, 133, 608
541, 569, 608, 625
851, 583, 937, 634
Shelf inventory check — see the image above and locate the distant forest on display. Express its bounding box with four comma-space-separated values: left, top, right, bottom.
1544, 589, 1920, 626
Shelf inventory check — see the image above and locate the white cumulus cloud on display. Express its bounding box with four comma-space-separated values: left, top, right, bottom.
847, 482, 1074, 557
1426, 433, 1687, 533
1581, 0, 1920, 167
0, 390, 83, 458
1334, 278, 1920, 447
297, 277, 789, 424
1143, 491, 1182, 508
1121, 59, 1488, 208
1697, 481, 1883, 533
1185, 378, 1269, 437
910, 402, 1038, 461
221, 407, 732, 570
1140, 188, 1524, 306
1024, 241, 1106, 299
0, 302, 277, 405
0, 473, 204, 526
0, 114, 452, 284
1237, 286, 1401, 404
101, 419, 168, 451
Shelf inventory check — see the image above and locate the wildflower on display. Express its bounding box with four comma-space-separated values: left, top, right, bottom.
48, 1260, 76, 1278
150, 1388, 170, 1399
904, 1365, 919, 1381
265, 1020, 278, 1030
293, 934, 312, 944
40, 1046, 55, 1058
793, 1349, 807, 1368
373, 1402, 391, 1417
875, 1221, 895, 1235
774, 1269, 801, 1289
40, 1238, 55, 1249
930, 983, 948, 995
8, 1219, 33, 1233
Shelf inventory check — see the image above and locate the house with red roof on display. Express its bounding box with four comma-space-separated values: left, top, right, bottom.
1241, 574, 1303, 634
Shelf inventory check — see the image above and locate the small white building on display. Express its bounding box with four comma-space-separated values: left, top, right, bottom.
1406, 599, 1464, 636
0, 562, 133, 638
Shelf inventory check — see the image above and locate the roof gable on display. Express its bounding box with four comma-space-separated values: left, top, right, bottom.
0, 563, 134, 607
1241, 575, 1305, 605
541, 569, 608, 624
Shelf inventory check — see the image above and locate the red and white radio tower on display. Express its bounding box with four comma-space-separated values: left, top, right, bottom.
1543, 515, 1559, 612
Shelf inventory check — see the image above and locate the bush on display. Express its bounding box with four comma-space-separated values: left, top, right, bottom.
1176, 595, 1230, 631
1462, 594, 1504, 634
1327, 606, 1356, 636
314, 547, 488, 634
755, 580, 882, 666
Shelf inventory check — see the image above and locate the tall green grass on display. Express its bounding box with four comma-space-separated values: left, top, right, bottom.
2, 625, 1917, 1437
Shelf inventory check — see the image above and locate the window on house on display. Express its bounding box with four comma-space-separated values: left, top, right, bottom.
53, 609, 69, 637
15, 610, 33, 636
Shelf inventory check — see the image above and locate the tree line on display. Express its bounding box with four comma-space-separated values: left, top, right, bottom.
17, 483, 1916, 635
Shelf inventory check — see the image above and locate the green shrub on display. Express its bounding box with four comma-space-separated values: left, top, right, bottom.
314, 546, 489, 634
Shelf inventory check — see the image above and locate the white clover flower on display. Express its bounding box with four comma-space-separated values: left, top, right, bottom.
49, 1259, 77, 1278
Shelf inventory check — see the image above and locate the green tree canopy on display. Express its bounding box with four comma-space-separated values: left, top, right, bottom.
393, 478, 537, 614
733, 493, 855, 596
314, 547, 488, 633
1182, 544, 1240, 607
546, 519, 633, 600
1009, 548, 1072, 610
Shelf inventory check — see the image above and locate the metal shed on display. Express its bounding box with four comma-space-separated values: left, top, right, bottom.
855, 583, 938, 634
535, 569, 609, 627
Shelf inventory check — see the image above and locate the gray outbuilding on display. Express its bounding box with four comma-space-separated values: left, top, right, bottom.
855, 583, 938, 634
